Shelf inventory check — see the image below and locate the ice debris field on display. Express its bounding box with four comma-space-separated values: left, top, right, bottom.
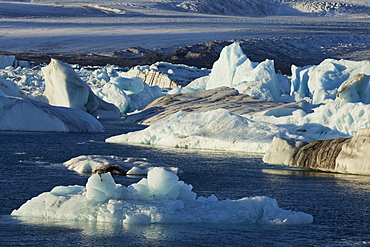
11, 168, 313, 225
3, 41, 370, 225
1, 42, 370, 148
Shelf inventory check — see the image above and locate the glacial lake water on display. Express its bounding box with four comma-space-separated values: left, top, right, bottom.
1, 119, 370, 246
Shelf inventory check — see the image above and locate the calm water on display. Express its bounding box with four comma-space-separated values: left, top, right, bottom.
1, 120, 370, 246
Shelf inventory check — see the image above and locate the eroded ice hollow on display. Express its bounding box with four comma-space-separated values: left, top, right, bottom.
12, 168, 313, 225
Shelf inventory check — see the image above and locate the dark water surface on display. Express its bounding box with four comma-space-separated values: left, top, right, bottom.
1, 120, 370, 246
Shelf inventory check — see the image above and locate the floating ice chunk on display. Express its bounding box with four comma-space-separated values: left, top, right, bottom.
0, 78, 25, 97
0, 55, 15, 69
92, 76, 163, 114
250, 98, 370, 141
336, 74, 370, 103
106, 108, 298, 153
291, 59, 370, 104
0, 96, 103, 132
168, 75, 209, 95
43, 58, 90, 110
92, 83, 131, 114
63, 155, 179, 175
336, 128, 370, 175
147, 167, 179, 200
290, 64, 314, 98
263, 136, 307, 166
111, 77, 144, 94
12, 168, 313, 225
42, 58, 121, 119
250, 101, 370, 143
86, 173, 116, 202
127, 83, 163, 112
206, 43, 281, 101
121, 62, 210, 88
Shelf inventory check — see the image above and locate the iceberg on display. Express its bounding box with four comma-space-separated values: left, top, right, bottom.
121, 62, 210, 88
205, 42, 282, 101
264, 128, 370, 176
63, 155, 179, 175
12, 168, 313, 225
251, 101, 370, 138
0, 96, 103, 132
336, 74, 370, 103
107, 108, 299, 153
0, 78, 25, 98
92, 82, 131, 115
291, 59, 370, 104
0, 55, 15, 69
90, 68, 164, 114
42, 59, 121, 119
336, 128, 370, 175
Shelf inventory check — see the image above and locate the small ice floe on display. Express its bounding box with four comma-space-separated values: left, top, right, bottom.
63, 155, 179, 176
12, 168, 313, 225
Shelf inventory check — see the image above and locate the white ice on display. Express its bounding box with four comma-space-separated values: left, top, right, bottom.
11, 168, 313, 225
106, 108, 300, 153
0, 96, 103, 132
0, 78, 25, 98
0, 56, 15, 69
42, 58, 121, 119
250, 101, 370, 138
291, 59, 370, 104
63, 155, 179, 175
121, 62, 210, 88
205, 43, 282, 101
2, 42, 370, 144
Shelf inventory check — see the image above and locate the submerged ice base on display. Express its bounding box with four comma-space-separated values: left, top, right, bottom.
11, 168, 313, 225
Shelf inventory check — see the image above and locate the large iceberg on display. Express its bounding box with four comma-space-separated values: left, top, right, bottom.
264, 128, 370, 176
169, 42, 287, 99
12, 168, 313, 225
169, 43, 369, 106
112, 97, 370, 153
0, 96, 103, 132
42, 59, 121, 119
107, 108, 299, 153
251, 101, 370, 138
205, 42, 282, 101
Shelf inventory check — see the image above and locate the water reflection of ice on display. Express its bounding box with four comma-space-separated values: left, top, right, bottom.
262, 167, 370, 191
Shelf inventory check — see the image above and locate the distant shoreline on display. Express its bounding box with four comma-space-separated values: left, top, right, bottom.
1, 34, 369, 76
